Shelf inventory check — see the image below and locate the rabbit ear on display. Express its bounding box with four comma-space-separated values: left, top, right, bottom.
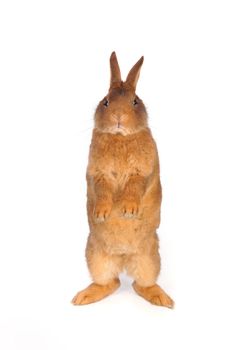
110, 51, 121, 86
126, 56, 144, 90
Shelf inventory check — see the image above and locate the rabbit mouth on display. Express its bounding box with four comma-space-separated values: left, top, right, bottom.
114, 123, 129, 135
105, 124, 130, 136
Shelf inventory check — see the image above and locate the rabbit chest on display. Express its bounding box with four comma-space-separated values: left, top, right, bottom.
106, 138, 139, 188
90, 131, 155, 190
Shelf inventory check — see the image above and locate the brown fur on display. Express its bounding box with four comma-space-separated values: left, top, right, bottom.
72, 52, 174, 308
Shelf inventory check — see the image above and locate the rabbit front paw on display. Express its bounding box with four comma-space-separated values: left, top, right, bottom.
121, 199, 139, 218
94, 200, 112, 223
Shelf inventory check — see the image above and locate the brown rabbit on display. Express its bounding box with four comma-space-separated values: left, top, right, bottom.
72, 52, 174, 308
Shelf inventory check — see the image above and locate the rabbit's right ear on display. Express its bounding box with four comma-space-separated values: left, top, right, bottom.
110, 51, 121, 86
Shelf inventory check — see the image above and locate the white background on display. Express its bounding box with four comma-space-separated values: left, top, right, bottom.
0, 0, 233, 349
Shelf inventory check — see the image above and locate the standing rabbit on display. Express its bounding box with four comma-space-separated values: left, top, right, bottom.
72, 52, 174, 308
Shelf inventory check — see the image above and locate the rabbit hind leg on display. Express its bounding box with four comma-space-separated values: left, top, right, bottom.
126, 252, 174, 308
72, 247, 122, 305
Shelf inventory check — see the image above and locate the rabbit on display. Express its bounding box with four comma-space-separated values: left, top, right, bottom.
71, 52, 174, 308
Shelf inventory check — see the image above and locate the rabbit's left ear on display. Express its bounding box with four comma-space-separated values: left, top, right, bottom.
110, 51, 121, 86
126, 56, 144, 90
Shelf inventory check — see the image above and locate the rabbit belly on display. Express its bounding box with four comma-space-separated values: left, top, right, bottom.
87, 196, 160, 256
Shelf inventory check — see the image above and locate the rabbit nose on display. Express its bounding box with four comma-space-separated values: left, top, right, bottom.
112, 113, 125, 122
112, 114, 121, 121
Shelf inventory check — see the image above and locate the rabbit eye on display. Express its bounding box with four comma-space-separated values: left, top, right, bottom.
133, 98, 138, 106
103, 99, 109, 107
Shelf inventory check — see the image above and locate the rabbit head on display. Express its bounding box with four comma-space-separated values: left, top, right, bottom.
94, 52, 148, 136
